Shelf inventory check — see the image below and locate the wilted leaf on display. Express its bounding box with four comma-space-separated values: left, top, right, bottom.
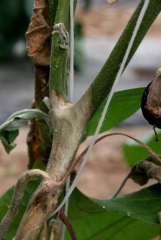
0, 109, 50, 153
26, 0, 52, 66
141, 75, 161, 129
130, 156, 161, 185
0, 130, 19, 153
0, 109, 50, 131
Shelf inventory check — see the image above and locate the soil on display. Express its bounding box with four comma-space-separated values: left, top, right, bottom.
75, 4, 161, 38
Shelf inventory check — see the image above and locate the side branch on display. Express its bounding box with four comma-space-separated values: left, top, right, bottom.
77, 0, 161, 114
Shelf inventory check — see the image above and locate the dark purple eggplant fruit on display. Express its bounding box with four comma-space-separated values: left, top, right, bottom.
141, 74, 161, 141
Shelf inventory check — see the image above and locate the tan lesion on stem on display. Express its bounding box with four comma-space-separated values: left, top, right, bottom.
46, 89, 94, 182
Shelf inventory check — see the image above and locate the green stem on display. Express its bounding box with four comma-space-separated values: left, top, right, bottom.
48, 0, 59, 25
49, 0, 78, 101
49, 0, 70, 101
81, 0, 161, 113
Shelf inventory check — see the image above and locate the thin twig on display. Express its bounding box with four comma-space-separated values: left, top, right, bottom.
109, 170, 132, 198
0, 169, 52, 239
61, 177, 70, 240
59, 210, 77, 240
63, 132, 161, 182
53, 132, 161, 216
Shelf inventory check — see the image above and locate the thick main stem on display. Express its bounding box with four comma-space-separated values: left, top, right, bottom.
15, 180, 60, 240
46, 91, 93, 181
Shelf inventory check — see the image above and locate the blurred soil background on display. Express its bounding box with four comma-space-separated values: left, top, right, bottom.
0, 0, 161, 211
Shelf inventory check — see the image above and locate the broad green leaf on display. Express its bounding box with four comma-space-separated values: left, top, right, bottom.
123, 130, 161, 167
92, 184, 161, 225
0, 180, 40, 240
0, 109, 51, 153
86, 88, 144, 137
65, 188, 159, 240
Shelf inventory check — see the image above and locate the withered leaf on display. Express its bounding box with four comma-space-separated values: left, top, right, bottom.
141, 75, 161, 129
130, 155, 161, 185
26, 0, 52, 66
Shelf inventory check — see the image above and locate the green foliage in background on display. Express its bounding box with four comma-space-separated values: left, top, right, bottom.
123, 130, 161, 167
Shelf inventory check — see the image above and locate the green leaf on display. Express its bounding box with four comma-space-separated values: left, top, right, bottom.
0, 130, 19, 153
0, 109, 50, 131
92, 184, 161, 225
123, 130, 161, 167
0, 180, 40, 240
0, 109, 51, 153
65, 188, 159, 240
86, 88, 144, 137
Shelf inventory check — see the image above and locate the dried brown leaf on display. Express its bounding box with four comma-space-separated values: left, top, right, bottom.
130, 155, 161, 185
141, 75, 161, 130
26, 0, 52, 66
146, 75, 161, 118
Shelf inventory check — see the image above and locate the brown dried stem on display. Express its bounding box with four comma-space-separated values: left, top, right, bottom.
59, 210, 77, 240
62, 132, 161, 183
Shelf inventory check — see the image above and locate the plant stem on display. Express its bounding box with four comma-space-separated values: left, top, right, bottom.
49, 0, 58, 25
49, 0, 70, 100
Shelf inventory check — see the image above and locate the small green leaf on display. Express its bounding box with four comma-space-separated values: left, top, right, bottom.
123, 130, 161, 167
0, 109, 50, 131
65, 188, 159, 240
0, 130, 19, 153
86, 88, 144, 137
0, 109, 51, 153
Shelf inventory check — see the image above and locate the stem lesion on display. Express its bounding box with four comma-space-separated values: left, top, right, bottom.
0, 170, 54, 240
